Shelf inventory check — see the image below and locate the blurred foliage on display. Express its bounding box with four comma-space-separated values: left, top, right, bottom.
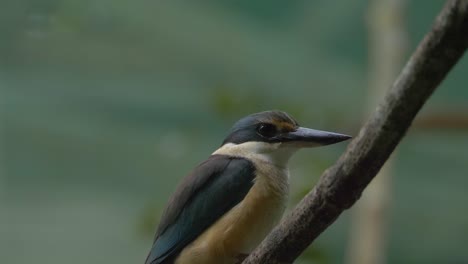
209, 85, 308, 121
138, 203, 161, 239
300, 245, 331, 264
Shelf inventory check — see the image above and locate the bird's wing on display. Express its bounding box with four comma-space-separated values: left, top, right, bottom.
145, 154, 256, 264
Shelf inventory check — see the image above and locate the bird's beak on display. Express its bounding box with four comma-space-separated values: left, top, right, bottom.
281, 127, 352, 148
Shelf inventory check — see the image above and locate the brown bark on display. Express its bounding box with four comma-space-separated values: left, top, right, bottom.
242, 1, 468, 263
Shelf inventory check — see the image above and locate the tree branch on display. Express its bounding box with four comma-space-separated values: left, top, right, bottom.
242, 1, 468, 263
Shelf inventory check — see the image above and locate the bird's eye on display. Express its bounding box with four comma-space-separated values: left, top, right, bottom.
257, 123, 277, 138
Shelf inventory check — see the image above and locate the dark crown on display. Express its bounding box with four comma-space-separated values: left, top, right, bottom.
222, 111, 299, 145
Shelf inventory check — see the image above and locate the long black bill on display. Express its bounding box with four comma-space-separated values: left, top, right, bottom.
283, 127, 352, 147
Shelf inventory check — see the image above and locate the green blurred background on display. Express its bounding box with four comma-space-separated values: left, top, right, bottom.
2, 1, 467, 263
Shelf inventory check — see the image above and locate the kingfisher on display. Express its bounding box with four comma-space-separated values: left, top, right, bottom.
145, 110, 351, 264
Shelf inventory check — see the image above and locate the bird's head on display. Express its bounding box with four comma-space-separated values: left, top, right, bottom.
215, 110, 351, 166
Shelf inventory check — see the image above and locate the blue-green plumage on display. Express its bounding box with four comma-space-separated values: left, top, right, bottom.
145, 154, 256, 264
144, 110, 351, 264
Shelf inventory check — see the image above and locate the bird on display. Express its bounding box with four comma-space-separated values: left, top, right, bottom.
145, 110, 351, 264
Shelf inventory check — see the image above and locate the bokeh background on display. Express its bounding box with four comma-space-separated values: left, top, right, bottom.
2, 1, 468, 263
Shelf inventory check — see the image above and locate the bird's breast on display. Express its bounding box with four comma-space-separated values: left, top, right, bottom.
175, 160, 289, 264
